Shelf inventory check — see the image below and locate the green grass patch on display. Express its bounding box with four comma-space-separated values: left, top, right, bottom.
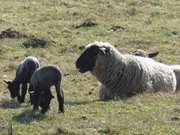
0, 0, 180, 134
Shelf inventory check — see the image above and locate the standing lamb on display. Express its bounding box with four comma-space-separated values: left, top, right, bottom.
29, 65, 64, 114
4, 56, 40, 103
76, 41, 177, 100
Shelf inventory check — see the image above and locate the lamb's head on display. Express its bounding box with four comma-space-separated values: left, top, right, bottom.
39, 92, 54, 113
29, 88, 54, 113
76, 42, 111, 73
4, 80, 19, 98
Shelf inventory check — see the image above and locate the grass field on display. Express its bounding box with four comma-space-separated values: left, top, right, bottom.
0, 0, 180, 134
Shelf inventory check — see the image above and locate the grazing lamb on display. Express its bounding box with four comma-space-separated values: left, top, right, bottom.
29, 65, 64, 114
4, 56, 40, 103
76, 41, 177, 100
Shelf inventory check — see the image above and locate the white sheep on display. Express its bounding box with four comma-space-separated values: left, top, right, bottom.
76, 41, 177, 100
169, 65, 180, 91
132, 49, 180, 91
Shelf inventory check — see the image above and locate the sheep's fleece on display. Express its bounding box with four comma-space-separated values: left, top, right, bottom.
131, 49, 180, 91
170, 65, 180, 91
88, 42, 177, 100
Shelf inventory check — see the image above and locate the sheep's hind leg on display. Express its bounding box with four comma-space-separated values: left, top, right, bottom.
55, 82, 64, 113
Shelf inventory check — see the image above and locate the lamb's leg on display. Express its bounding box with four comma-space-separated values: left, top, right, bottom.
48, 90, 54, 109
55, 82, 64, 113
17, 94, 21, 103
20, 83, 27, 103
40, 99, 48, 114
17, 84, 21, 103
41, 89, 52, 113
33, 94, 40, 113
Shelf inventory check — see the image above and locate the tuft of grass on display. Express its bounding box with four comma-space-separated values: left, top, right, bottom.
7, 121, 13, 135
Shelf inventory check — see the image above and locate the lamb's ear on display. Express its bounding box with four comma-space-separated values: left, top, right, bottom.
3, 80, 12, 85
148, 51, 159, 58
99, 47, 110, 55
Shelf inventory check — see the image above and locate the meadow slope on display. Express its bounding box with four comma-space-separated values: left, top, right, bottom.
0, 0, 180, 134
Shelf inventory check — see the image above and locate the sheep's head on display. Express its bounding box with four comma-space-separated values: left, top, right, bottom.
76, 43, 109, 73
4, 80, 19, 98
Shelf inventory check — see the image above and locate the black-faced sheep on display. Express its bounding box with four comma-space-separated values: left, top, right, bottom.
29, 65, 64, 114
4, 56, 40, 103
76, 41, 177, 100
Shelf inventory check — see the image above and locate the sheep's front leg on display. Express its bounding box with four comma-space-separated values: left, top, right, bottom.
20, 83, 27, 103
32, 94, 40, 115
55, 83, 64, 113
17, 87, 21, 103
99, 84, 112, 101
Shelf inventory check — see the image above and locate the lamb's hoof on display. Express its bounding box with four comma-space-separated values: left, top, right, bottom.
18, 99, 25, 103
41, 109, 47, 114
33, 110, 40, 117
58, 110, 64, 113
19, 101, 25, 103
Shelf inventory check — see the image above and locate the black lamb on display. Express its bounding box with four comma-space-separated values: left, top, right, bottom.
4, 56, 40, 103
29, 65, 64, 114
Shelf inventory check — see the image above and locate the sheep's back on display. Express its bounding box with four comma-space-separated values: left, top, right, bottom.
133, 56, 176, 92
16, 57, 40, 83
31, 65, 62, 89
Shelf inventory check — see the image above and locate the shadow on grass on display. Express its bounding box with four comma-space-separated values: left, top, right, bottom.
65, 94, 138, 106
12, 109, 46, 124
65, 99, 100, 106
0, 99, 22, 109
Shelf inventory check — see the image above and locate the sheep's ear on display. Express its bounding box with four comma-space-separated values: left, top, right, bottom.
3, 80, 12, 85
99, 47, 110, 55
148, 51, 159, 58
